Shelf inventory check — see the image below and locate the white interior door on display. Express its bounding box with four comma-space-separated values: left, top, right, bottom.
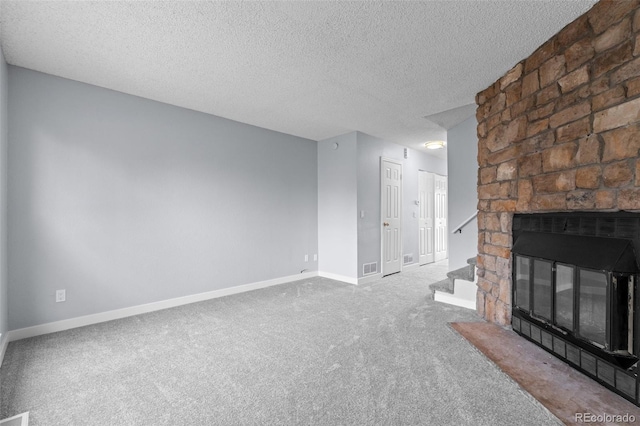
434, 174, 448, 261
418, 171, 435, 265
381, 159, 402, 276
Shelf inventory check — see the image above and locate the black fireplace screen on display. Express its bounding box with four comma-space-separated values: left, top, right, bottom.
514, 254, 615, 349
578, 269, 607, 348
511, 213, 640, 405
555, 264, 573, 330
512, 230, 638, 355
533, 259, 552, 321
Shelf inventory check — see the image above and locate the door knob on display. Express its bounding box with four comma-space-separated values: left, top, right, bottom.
383, 222, 389, 226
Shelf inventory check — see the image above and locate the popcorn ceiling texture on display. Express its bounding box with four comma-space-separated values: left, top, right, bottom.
476, 0, 640, 325
0, 1, 595, 150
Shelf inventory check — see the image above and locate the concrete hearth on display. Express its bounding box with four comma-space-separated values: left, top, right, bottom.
452, 322, 640, 425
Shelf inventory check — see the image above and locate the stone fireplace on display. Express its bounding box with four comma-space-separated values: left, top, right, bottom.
476, 0, 640, 405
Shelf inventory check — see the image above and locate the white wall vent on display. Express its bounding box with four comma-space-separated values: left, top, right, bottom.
404, 253, 414, 264
363, 262, 378, 275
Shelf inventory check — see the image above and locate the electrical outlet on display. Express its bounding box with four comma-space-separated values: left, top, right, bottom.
56, 289, 66, 303
304, 254, 309, 262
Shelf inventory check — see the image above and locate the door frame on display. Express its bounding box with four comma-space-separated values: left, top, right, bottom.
380, 157, 403, 276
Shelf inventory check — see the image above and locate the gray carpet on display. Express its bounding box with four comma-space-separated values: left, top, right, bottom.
0, 262, 560, 425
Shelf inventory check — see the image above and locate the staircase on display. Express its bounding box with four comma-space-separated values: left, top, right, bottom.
429, 257, 477, 310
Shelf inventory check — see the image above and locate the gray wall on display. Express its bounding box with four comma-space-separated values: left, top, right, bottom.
0, 46, 7, 338
356, 132, 446, 278
447, 116, 478, 270
8, 67, 318, 330
317, 133, 358, 278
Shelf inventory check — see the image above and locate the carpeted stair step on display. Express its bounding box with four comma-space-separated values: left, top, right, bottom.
429, 256, 477, 296
429, 277, 453, 294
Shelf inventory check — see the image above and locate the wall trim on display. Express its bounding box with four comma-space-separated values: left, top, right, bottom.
0, 412, 29, 426
317, 271, 358, 285
5, 271, 319, 345
0, 333, 7, 367
357, 272, 383, 285
0, 265, 444, 366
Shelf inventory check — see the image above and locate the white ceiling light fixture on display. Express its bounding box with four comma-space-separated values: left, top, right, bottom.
425, 141, 446, 150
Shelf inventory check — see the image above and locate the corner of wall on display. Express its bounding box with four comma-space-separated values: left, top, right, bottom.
447, 116, 479, 270
0, 43, 9, 343
317, 132, 358, 280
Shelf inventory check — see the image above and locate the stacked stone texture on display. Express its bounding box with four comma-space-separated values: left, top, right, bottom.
476, 0, 640, 325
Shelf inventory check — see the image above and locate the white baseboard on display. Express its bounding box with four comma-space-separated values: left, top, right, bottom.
6, 271, 319, 344
0, 412, 28, 426
0, 333, 7, 367
317, 271, 358, 285
434, 290, 477, 310
357, 273, 383, 285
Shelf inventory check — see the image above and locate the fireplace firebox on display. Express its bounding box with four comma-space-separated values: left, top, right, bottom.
511, 212, 640, 406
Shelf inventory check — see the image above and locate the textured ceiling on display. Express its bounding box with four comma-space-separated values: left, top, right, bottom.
0, 1, 597, 154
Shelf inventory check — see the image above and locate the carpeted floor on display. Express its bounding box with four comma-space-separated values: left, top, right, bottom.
0, 262, 560, 425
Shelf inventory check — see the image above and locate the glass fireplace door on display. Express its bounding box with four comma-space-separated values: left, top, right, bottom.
555, 264, 574, 330
578, 269, 608, 348
515, 256, 530, 310
533, 259, 552, 321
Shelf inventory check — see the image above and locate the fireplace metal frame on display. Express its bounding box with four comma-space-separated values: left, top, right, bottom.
512, 312, 638, 403
511, 212, 640, 407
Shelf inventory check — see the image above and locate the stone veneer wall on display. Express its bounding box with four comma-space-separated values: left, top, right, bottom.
476, 0, 640, 325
